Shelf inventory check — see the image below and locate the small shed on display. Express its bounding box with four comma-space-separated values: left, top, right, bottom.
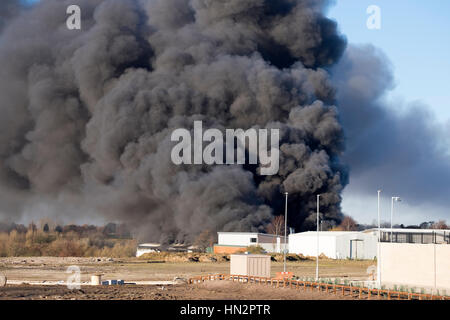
230, 254, 271, 278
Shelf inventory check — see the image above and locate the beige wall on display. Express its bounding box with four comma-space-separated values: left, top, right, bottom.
436, 245, 450, 289
230, 254, 271, 278
380, 243, 450, 290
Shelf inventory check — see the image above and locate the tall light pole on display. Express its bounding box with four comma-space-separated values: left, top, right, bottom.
316, 194, 320, 281
390, 196, 401, 242
377, 190, 381, 289
284, 192, 288, 273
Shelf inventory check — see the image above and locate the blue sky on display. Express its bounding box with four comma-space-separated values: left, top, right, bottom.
328, 0, 450, 122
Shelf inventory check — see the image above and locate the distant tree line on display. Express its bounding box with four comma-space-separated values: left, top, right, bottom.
0, 221, 132, 239
0, 220, 136, 257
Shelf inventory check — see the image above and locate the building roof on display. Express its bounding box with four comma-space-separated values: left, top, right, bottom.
363, 228, 450, 234
217, 232, 281, 237
289, 231, 361, 237
138, 243, 161, 247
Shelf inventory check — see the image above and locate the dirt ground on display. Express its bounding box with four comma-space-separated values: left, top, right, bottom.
0, 282, 357, 300
0, 256, 373, 300
0, 256, 375, 281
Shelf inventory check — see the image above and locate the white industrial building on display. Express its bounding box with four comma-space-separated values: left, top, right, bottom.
215, 232, 287, 254
289, 231, 378, 260
136, 243, 161, 257
136, 243, 199, 257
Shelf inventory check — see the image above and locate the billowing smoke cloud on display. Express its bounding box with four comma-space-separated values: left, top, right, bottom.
0, 1, 22, 32
332, 44, 450, 217
0, 0, 348, 242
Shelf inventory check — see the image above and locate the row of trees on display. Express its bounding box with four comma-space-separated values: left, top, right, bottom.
264, 215, 360, 234
0, 229, 137, 257
0, 220, 136, 257
0, 221, 132, 239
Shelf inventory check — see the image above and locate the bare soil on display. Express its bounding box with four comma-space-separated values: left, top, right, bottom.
0, 282, 357, 300
0, 256, 373, 300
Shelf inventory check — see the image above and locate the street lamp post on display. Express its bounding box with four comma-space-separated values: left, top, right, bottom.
316, 194, 320, 281
284, 192, 288, 273
390, 196, 401, 242
377, 190, 381, 289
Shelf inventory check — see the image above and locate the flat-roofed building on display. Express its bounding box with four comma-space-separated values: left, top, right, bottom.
214, 232, 287, 254
136, 243, 162, 257
289, 231, 377, 260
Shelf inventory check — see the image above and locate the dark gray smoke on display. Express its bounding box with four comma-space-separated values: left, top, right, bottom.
0, 0, 22, 32
0, 0, 348, 242
332, 44, 450, 215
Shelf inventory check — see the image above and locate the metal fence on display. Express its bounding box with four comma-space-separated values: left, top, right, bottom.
380, 231, 450, 244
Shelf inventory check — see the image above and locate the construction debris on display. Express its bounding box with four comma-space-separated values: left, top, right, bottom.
101, 280, 125, 286
173, 277, 188, 284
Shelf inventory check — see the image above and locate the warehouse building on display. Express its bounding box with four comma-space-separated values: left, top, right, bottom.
214, 232, 287, 254
288, 231, 377, 260
136, 243, 199, 257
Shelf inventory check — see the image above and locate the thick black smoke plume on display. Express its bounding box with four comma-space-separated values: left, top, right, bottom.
0, 0, 348, 242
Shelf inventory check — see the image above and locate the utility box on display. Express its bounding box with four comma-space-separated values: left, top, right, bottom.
230, 254, 271, 278
91, 274, 102, 286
